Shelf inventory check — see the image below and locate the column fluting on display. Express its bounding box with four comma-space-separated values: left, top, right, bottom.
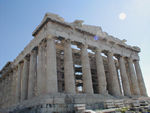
16, 63, 23, 103
46, 37, 58, 93
37, 42, 46, 95
128, 58, 140, 95
134, 60, 147, 96
81, 44, 93, 94
21, 56, 30, 101
95, 48, 107, 94
107, 51, 121, 96
118, 56, 131, 96
28, 48, 37, 98
64, 39, 76, 94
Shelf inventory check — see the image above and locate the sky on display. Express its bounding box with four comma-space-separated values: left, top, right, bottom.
0, 0, 150, 96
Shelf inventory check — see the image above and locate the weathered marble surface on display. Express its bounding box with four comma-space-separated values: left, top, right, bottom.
0, 13, 147, 112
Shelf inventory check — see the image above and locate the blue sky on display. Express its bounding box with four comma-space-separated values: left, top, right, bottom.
0, 0, 150, 95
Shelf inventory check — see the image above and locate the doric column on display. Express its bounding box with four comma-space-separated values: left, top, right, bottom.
5, 75, 9, 107
16, 63, 23, 103
80, 44, 93, 94
64, 39, 76, 94
2, 78, 6, 106
118, 56, 131, 96
95, 48, 107, 94
0, 80, 3, 106
3, 78, 7, 106
8, 73, 13, 106
12, 68, 17, 104
107, 51, 121, 96
37, 41, 46, 95
4, 77, 7, 106
0, 80, 1, 103
7, 73, 11, 106
0, 80, 2, 106
128, 58, 140, 95
28, 48, 37, 99
1, 78, 5, 107
116, 67, 123, 95
46, 37, 58, 93
134, 60, 147, 96
2, 79, 5, 106
21, 56, 30, 101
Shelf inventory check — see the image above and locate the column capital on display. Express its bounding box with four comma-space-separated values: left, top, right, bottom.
80, 43, 88, 49
65, 39, 71, 44
61, 39, 71, 45
32, 46, 38, 51
76, 42, 88, 49
46, 34, 55, 39
24, 54, 30, 61
127, 57, 134, 62
30, 47, 38, 56
115, 54, 126, 59
19, 60, 24, 64
46, 37, 55, 42
12, 65, 18, 71
104, 50, 114, 56
93, 47, 102, 53
133, 59, 140, 62
39, 39, 46, 47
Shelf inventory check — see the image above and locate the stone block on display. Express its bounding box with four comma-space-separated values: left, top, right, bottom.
53, 97, 64, 104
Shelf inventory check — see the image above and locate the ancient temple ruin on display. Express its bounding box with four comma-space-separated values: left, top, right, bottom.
0, 13, 148, 113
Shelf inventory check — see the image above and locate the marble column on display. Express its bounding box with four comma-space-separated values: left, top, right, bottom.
1, 78, 4, 107
107, 51, 121, 96
3, 78, 6, 107
5, 75, 9, 107
8, 73, 13, 106
12, 68, 17, 104
1, 80, 4, 105
2, 80, 4, 103
64, 39, 76, 94
46, 37, 58, 93
28, 48, 37, 98
11, 72, 14, 105
0, 80, 2, 105
95, 48, 107, 94
4, 77, 7, 106
2, 79, 4, 106
116, 67, 123, 95
16, 63, 23, 103
6, 74, 11, 107
21, 56, 29, 101
118, 56, 131, 96
128, 58, 140, 95
37, 42, 46, 95
134, 60, 147, 96
81, 44, 93, 94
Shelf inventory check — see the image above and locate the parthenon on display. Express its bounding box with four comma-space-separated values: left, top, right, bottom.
0, 13, 148, 113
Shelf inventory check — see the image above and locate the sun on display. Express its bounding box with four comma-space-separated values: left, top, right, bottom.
119, 12, 127, 20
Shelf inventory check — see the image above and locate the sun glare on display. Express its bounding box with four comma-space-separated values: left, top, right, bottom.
119, 12, 127, 20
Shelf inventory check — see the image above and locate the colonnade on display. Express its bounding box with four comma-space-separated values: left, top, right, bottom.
0, 36, 147, 107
